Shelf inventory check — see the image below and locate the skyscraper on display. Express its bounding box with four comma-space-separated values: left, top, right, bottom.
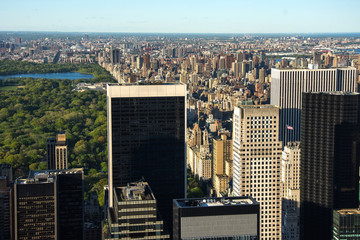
300, 92, 360, 240
107, 83, 186, 234
110, 48, 120, 64
173, 196, 260, 240
233, 104, 282, 240
14, 169, 84, 240
270, 67, 357, 145
47, 132, 68, 170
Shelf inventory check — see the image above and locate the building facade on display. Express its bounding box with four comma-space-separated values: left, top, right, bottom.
281, 142, 300, 240
212, 134, 233, 197
300, 92, 360, 240
333, 209, 360, 240
47, 132, 68, 170
107, 83, 186, 234
233, 104, 282, 240
173, 197, 260, 240
270, 67, 357, 144
0, 164, 12, 240
14, 169, 84, 240
105, 180, 169, 239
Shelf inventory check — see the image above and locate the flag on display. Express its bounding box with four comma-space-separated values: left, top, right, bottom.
286, 125, 294, 130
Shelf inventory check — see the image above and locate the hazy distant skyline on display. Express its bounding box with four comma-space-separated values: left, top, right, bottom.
1, 0, 359, 33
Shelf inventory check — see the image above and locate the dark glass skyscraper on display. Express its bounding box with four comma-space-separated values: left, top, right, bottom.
107, 83, 186, 234
14, 169, 84, 240
300, 92, 360, 240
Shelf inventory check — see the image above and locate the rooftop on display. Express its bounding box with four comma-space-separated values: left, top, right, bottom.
16, 168, 83, 184
115, 180, 154, 202
336, 209, 360, 215
175, 196, 258, 208
305, 91, 360, 96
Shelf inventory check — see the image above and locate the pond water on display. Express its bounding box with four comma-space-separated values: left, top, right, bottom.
0, 72, 94, 80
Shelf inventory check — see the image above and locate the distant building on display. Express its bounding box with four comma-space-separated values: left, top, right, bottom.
13, 169, 84, 240
173, 196, 260, 240
47, 132, 68, 170
105, 180, 169, 239
212, 134, 233, 197
270, 67, 357, 145
110, 48, 120, 64
300, 92, 360, 240
233, 104, 282, 239
333, 209, 360, 240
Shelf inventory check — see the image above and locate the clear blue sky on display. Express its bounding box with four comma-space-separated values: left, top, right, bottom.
1, 0, 359, 33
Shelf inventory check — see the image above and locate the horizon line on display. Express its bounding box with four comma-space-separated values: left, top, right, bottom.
1, 30, 360, 35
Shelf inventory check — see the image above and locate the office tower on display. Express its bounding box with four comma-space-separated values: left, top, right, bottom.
313, 50, 321, 67
233, 105, 282, 240
47, 132, 68, 170
232, 62, 241, 78
137, 55, 143, 69
241, 61, 248, 78
190, 56, 197, 70
332, 209, 360, 240
212, 57, 218, 70
110, 48, 120, 64
225, 54, 232, 69
107, 83, 186, 234
237, 51, 244, 62
281, 142, 300, 240
143, 53, 150, 69
173, 196, 260, 240
212, 134, 233, 197
259, 68, 265, 83
300, 92, 360, 240
14, 169, 84, 240
0, 164, 12, 240
106, 180, 169, 239
219, 57, 226, 70
270, 67, 357, 145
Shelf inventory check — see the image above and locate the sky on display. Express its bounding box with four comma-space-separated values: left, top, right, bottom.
1, 0, 359, 33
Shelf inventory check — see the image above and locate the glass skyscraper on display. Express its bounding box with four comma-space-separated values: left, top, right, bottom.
107, 83, 186, 234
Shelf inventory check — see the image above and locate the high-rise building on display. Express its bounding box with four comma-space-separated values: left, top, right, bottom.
281, 142, 300, 240
137, 55, 143, 69
47, 132, 68, 170
13, 169, 84, 240
105, 180, 169, 239
332, 209, 360, 240
300, 92, 360, 240
313, 51, 322, 67
270, 67, 357, 145
212, 134, 233, 197
219, 57, 226, 70
259, 68, 266, 83
233, 104, 282, 240
0, 164, 12, 240
110, 48, 120, 64
107, 83, 186, 234
143, 53, 151, 69
173, 196, 260, 240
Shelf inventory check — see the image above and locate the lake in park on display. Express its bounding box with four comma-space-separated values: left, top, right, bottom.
0, 72, 94, 80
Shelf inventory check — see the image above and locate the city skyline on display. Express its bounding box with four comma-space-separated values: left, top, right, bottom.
1, 0, 360, 33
